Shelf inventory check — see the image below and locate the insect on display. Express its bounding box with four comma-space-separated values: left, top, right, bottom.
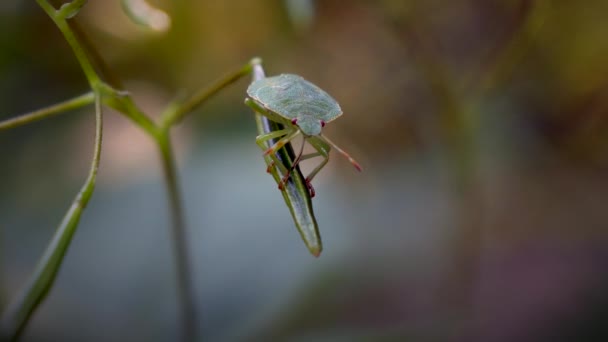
245, 74, 361, 197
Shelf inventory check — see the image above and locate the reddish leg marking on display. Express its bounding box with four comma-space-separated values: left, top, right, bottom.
266, 161, 274, 173
305, 178, 316, 198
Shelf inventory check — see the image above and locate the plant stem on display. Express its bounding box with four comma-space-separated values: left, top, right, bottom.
160, 58, 260, 129
70, 20, 125, 90
0, 92, 94, 131
3, 3, 198, 341
36, 0, 100, 87
156, 132, 197, 342
11, 6, 273, 341
96, 83, 160, 138
0, 93, 103, 342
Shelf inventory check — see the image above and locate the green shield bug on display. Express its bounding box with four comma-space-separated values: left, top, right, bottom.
245, 74, 361, 197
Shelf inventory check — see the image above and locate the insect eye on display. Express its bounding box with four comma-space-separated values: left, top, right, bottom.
291, 118, 298, 125
320, 120, 326, 128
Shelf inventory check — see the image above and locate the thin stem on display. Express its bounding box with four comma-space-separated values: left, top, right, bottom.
160, 58, 260, 129
36, 0, 99, 86
156, 132, 197, 342
35, 1, 158, 137
1, 3, 197, 341
0, 93, 103, 342
70, 20, 125, 90
0, 92, 94, 131
96, 83, 160, 138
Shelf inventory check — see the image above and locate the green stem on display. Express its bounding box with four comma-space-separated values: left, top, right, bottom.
96, 83, 160, 138
160, 58, 260, 129
156, 132, 197, 342
151, 57, 268, 339
0, 92, 94, 131
36, 0, 100, 86
0, 93, 103, 342
8, 6, 292, 341
35, 2, 159, 139
70, 20, 125, 90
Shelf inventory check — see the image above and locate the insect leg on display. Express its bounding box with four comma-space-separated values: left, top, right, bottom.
319, 134, 362, 171
279, 135, 306, 189
306, 155, 329, 181
298, 136, 331, 197
255, 128, 289, 144
263, 129, 300, 156
255, 131, 289, 174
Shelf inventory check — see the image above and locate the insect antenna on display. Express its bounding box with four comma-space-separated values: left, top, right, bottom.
320, 134, 362, 171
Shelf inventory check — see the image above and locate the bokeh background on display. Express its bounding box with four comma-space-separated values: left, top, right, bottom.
2, 0, 608, 341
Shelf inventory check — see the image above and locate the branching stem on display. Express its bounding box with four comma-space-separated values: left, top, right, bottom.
0, 92, 94, 131
1, 2, 314, 341
160, 58, 260, 130
0, 93, 103, 342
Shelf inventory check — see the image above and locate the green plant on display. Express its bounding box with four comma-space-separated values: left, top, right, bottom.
0, 1, 321, 341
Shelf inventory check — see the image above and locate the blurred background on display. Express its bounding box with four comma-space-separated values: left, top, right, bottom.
2, 0, 608, 341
